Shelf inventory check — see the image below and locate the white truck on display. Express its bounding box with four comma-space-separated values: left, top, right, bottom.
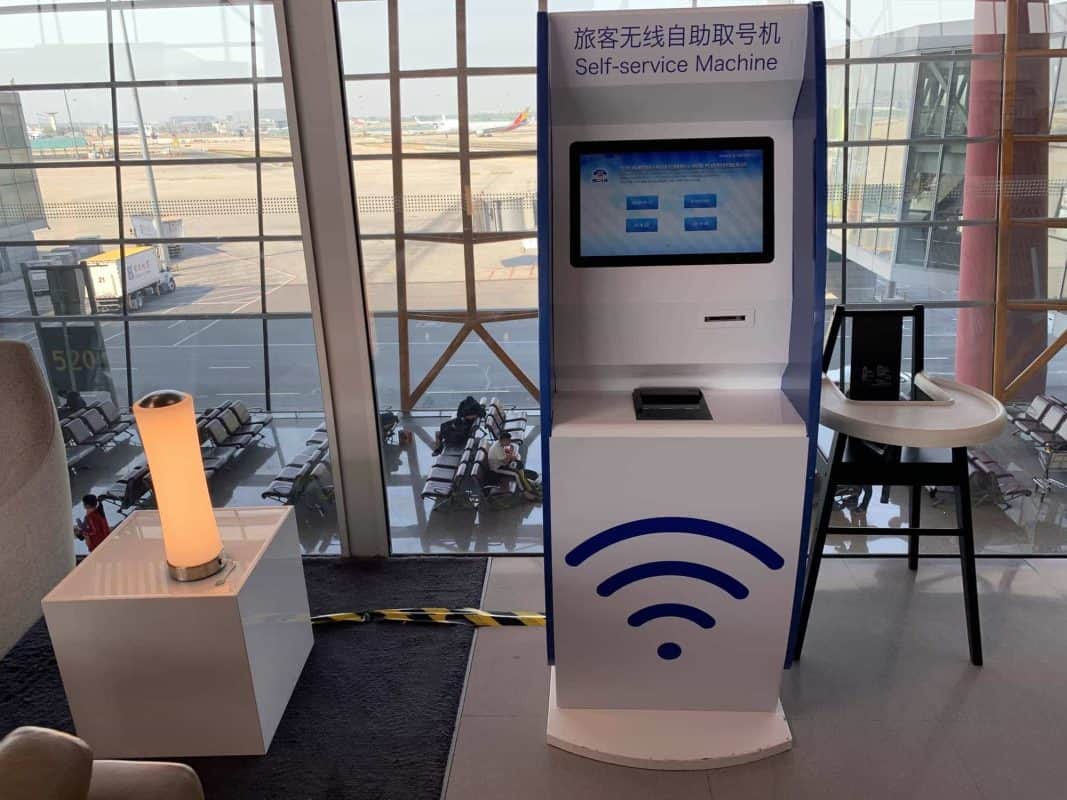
130, 215, 184, 257
85, 245, 175, 312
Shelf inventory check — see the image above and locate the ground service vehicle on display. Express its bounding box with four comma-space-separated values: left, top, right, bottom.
85, 245, 175, 311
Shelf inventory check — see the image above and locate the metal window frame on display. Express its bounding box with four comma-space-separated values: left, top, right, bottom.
272, 0, 389, 556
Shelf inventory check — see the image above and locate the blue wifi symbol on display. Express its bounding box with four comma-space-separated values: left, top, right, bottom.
564, 516, 785, 661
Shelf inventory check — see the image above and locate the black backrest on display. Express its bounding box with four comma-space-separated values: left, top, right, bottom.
823, 305, 925, 401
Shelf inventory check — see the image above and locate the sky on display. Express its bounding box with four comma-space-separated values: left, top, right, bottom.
0, 0, 1060, 125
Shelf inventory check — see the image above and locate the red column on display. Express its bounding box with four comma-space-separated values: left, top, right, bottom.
957, 0, 1049, 395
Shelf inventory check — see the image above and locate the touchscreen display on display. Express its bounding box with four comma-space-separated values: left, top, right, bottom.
571, 138, 773, 267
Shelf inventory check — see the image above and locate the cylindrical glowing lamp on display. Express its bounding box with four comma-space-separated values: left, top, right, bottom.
133, 390, 225, 581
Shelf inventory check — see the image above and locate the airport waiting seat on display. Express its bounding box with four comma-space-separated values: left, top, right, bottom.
227, 402, 271, 436
62, 417, 114, 450
1027, 404, 1067, 447
94, 399, 134, 437
80, 409, 119, 447
485, 410, 525, 445
204, 419, 256, 450
969, 450, 1032, 507
489, 397, 528, 426
64, 444, 95, 475
427, 437, 479, 482
468, 447, 518, 508
286, 443, 329, 468
217, 408, 265, 441
101, 464, 151, 515
201, 444, 237, 474
1010, 395, 1062, 437
262, 462, 316, 505
305, 424, 329, 447
307, 461, 335, 514
230, 400, 273, 426
421, 455, 473, 509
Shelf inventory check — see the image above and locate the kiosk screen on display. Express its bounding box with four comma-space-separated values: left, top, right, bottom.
571, 138, 773, 267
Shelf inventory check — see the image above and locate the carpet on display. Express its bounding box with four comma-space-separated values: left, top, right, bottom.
0, 556, 487, 800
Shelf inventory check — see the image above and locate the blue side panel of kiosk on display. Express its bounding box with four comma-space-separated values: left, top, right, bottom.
536, 10, 556, 665
782, 2, 827, 668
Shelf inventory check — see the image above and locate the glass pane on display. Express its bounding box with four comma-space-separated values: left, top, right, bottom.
400, 78, 459, 154
402, 159, 461, 232
129, 318, 265, 410
112, 4, 255, 82
254, 6, 283, 79
483, 319, 539, 407
827, 63, 845, 142
370, 310, 401, 408
398, 0, 456, 71
405, 239, 465, 309
1006, 224, 1067, 301
1011, 141, 1067, 220
0, 89, 111, 164
847, 63, 876, 141
6, 166, 118, 240
467, 76, 536, 153
846, 145, 907, 224
843, 223, 994, 303
261, 161, 301, 236
124, 241, 261, 316
268, 317, 323, 411
117, 85, 255, 161
1006, 308, 1064, 404
0, 9, 109, 85
353, 160, 396, 235
264, 240, 310, 313
256, 83, 292, 158
827, 146, 844, 223
360, 238, 398, 314
121, 162, 258, 238
466, 0, 536, 68
848, 3, 1001, 55
417, 325, 534, 411
338, 0, 390, 74
469, 156, 536, 229
346, 80, 393, 155
475, 239, 537, 311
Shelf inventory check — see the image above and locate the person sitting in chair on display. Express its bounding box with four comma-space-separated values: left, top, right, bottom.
488, 432, 539, 502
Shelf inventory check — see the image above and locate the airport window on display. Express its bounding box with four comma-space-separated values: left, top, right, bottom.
0, 0, 337, 554
338, 0, 542, 554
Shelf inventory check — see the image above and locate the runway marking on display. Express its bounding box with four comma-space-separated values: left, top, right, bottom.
172, 272, 295, 345
209, 365, 252, 369
104, 330, 125, 342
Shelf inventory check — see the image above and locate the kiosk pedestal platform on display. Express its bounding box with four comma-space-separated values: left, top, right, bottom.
547, 671, 791, 770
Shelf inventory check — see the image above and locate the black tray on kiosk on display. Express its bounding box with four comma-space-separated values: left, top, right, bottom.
632, 387, 712, 421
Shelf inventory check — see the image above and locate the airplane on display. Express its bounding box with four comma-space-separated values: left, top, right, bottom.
414, 108, 531, 137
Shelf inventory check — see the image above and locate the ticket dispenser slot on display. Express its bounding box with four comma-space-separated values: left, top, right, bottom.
633, 386, 712, 420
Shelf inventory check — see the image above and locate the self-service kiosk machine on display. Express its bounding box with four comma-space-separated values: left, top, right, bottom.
537, 4, 827, 769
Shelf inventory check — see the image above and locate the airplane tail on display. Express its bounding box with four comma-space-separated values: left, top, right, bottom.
503, 108, 531, 132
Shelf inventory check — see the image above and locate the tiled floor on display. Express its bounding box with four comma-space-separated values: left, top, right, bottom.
444, 556, 1067, 800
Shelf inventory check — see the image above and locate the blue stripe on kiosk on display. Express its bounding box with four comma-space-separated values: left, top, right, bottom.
538, 3, 827, 770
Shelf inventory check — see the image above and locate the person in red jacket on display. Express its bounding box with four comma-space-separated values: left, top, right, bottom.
74, 494, 111, 552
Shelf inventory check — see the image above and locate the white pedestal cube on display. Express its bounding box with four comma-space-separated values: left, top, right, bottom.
42, 507, 313, 758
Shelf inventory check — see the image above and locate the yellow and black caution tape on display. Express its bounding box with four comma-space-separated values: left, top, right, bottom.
311, 608, 546, 628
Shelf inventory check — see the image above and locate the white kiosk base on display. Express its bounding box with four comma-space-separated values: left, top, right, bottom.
547, 669, 791, 770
